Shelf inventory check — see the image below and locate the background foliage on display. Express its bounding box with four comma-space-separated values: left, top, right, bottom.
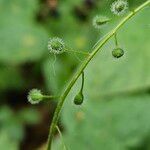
0, 0, 149, 150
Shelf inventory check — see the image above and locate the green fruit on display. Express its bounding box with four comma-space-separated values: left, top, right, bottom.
28, 89, 43, 104
111, 0, 128, 16
48, 37, 65, 54
74, 92, 84, 105
93, 15, 110, 29
112, 48, 124, 58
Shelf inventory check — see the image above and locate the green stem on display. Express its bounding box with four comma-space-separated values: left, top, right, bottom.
56, 126, 68, 150
47, 1, 150, 150
65, 47, 90, 55
43, 95, 58, 99
114, 33, 119, 47
81, 72, 84, 93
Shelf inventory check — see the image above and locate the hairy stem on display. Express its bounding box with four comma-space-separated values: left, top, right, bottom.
47, 1, 150, 149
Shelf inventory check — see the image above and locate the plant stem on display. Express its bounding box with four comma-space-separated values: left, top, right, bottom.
114, 33, 119, 47
81, 72, 84, 93
43, 95, 58, 99
56, 126, 68, 150
65, 48, 90, 55
47, 1, 150, 150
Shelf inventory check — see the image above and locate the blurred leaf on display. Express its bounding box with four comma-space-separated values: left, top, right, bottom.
0, 106, 13, 123
0, 0, 48, 65
0, 130, 19, 150
19, 107, 41, 124
0, 106, 24, 141
0, 106, 40, 147
59, 94, 150, 150
0, 66, 24, 91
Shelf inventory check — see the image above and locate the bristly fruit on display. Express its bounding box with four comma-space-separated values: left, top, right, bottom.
112, 48, 124, 58
27, 89, 43, 104
93, 15, 110, 29
48, 37, 65, 54
74, 92, 84, 105
110, 0, 128, 16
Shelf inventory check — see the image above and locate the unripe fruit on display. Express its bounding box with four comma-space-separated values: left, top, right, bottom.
93, 15, 110, 29
110, 0, 128, 16
74, 92, 84, 105
112, 48, 124, 58
48, 37, 65, 54
28, 89, 43, 104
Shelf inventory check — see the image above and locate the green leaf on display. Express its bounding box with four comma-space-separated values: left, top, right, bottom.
0, 0, 48, 65
0, 66, 24, 91
0, 130, 19, 150
0, 106, 41, 143
18, 108, 41, 125
0, 106, 24, 141
58, 93, 150, 150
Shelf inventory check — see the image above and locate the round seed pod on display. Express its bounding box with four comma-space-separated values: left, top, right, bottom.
74, 92, 84, 105
112, 48, 124, 58
48, 37, 65, 54
28, 89, 43, 104
110, 0, 128, 16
